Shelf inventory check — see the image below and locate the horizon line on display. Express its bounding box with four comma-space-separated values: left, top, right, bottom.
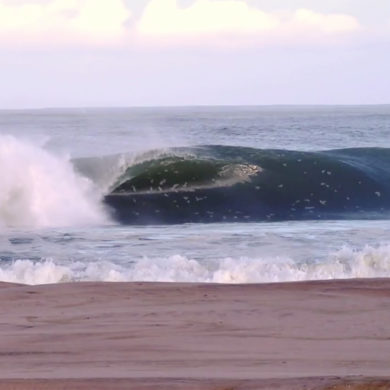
1, 103, 390, 111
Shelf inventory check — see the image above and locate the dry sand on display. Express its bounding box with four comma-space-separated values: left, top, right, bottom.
0, 279, 390, 389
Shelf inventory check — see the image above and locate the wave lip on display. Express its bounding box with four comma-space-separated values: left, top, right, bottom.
104, 145, 390, 224
112, 156, 261, 193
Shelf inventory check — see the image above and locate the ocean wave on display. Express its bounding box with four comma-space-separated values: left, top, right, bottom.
0, 136, 108, 228
102, 145, 390, 224
2, 244, 390, 285
2, 140, 390, 227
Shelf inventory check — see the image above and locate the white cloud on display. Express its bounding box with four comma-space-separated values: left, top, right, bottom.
135, 0, 361, 46
0, 0, 362, 47
291, 9, 360, 34
0, 0, 131, 45
137, 0, 280, 37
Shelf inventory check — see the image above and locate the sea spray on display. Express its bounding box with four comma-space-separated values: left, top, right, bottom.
0, 136, 108, 228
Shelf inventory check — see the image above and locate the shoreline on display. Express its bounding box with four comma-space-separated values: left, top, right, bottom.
1, 279, 390, 389
0, 377, 390, 390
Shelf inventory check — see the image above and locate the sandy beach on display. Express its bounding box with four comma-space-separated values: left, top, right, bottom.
1, 279, 390, 389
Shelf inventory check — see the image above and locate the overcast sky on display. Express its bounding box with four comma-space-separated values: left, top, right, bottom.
1, 0, 389, 108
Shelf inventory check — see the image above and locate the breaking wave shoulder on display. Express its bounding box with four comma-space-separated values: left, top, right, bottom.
102, 145, 390, 224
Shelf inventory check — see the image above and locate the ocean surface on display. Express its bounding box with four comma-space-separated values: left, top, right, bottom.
1, 105, 390, 285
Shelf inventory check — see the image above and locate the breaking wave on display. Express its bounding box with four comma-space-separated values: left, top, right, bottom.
3, 139, 390, 226
2, 244, 390, 285
0, 136, 108, 228
102, 145, 390, 224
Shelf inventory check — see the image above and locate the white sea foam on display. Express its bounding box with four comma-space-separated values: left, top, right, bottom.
0, 259, 72, 285
0, 136, 108, 228
2, 244, 390, 285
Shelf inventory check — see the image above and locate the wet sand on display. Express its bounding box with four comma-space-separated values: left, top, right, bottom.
0, 279, 390, 389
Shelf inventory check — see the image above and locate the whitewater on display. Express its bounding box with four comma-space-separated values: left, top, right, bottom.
0, 135, 108, 228
1, 106, 390, 285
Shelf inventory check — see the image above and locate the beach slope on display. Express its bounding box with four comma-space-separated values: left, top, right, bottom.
0, 279, 390, 389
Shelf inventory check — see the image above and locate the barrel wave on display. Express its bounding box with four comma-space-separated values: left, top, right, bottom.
102, 145, 390, 224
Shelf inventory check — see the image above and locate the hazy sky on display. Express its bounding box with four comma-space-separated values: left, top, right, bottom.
1, 0, 389, 108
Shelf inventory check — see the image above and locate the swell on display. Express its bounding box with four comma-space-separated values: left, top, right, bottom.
100, 145, 390, 224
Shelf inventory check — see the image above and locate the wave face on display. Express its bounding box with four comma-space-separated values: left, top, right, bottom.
0, 136, 107, 228
104, 145, 390, 224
